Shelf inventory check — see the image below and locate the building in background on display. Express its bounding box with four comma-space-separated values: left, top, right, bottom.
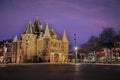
12, 18, 69, 63
0, 40, 13, 63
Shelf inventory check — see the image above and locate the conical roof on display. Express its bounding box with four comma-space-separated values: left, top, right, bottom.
34, 17, 43, 34
44, 23, 51, 38
35, 17, 41, 25
62, 29, 68, 42
13, 35, 18, 42
24, 20, 34, 34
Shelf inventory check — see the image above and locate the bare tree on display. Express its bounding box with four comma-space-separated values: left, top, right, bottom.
99, 27, 116, 48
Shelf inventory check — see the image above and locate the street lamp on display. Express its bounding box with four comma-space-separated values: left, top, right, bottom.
74, 33, 77, 63
74, 46, 78, 63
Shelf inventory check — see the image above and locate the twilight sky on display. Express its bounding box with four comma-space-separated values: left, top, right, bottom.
0, 0, 120, 48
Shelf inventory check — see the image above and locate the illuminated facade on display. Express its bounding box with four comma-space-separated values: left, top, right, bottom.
12, 18, 69, 63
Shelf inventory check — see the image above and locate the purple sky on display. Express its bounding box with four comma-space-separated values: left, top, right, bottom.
0, 0, 120, 48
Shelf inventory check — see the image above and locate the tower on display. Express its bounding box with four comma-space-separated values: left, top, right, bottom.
62, 30, 69, 61
42, 23, 51, 62
34, 17, 44, 36
12, 35, 22, 62
12, 35, 19, 63
21, 20, 37, 62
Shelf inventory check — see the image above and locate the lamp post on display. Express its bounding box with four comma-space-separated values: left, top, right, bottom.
74, 33, 76, 63
74, 47, 78, 63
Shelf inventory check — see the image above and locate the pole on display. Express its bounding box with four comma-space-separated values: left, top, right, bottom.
75, 50, 77, 63
74, 33, 76, 63
74, 33, 76, 47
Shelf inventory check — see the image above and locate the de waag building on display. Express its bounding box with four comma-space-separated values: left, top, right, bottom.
12, 18, 69, 63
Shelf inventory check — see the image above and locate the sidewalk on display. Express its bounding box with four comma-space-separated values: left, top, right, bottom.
79, 62, 120, 66
0, 62, 120, 67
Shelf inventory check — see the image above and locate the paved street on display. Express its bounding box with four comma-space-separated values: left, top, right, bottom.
0, 63, 120, 80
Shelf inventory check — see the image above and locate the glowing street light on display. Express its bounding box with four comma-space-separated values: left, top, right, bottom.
74, 33, 78, 63
74, 46, 78, 63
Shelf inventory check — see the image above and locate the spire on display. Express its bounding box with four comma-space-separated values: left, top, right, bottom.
34, 17, 43, 34
13, 35, 18, 42
35, 16, 41, 25
62, 29, 68, 42
24, 20, 34, 34
44, 23, 51, 38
